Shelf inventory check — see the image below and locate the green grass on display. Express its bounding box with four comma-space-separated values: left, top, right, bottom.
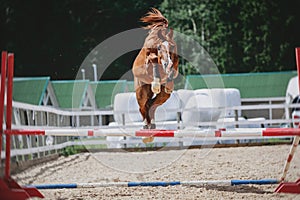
62, 137, 108, 156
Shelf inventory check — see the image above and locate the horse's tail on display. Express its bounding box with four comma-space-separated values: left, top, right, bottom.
140, 8, 168, 29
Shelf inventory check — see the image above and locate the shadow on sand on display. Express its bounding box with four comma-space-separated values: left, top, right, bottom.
190, 184, 274, 194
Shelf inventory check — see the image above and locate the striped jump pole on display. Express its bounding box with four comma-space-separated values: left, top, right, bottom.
5, 127, 300, 138
25, 179, 279, 189
136, 128, 300, 138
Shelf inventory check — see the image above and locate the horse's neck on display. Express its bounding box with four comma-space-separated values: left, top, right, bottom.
149, 29, 175, 46
144, 32, 163, 50
144, 36, 160, 49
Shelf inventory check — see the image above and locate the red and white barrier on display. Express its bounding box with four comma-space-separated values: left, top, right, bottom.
0, 52, 44, 199
5, 127, 300, 138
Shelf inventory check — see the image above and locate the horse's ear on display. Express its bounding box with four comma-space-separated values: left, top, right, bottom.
167, 28, 174, 40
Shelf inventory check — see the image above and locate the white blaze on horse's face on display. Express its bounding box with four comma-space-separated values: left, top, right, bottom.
158, 41, 173, 74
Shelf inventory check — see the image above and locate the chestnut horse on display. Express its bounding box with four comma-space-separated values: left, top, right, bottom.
132, 8, 179, 129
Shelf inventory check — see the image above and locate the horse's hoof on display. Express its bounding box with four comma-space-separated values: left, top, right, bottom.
165, 87, 173, 94
142, 136, 154, 144
164, 81, 174, 94
143, 125, 149, 129
149, 123, 156, 129
151, 79, 161, 94
151, 83, 161, 94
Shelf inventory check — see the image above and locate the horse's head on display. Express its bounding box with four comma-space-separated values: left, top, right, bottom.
157, 41, 173, 74
157, 29, 176, 74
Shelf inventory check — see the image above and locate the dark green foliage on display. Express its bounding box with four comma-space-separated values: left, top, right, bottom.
0, 1, 299, 79
160, 0, 300, 74
0, 0, 160, 79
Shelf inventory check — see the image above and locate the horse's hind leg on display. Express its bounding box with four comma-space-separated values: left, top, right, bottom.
136, 84, 154, 129
164, 80, 174, 94
165, 72, 175, 94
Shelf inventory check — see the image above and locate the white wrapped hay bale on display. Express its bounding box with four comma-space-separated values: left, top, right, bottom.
193, 88, 241, 118
155, 91, 181, 122
222, 88, 241, 118
177, 89, 194, 109
113, 92, 142, 124
182, 90, 222, 126
195, 89, 226, 106
286, 76, 298, 104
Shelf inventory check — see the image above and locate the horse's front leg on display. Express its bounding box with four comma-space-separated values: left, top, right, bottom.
164, 69, 175, 94
151, 64, 161, 94
147, 86, 171, 129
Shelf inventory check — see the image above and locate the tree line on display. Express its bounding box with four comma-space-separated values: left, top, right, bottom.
0, 0, 299, 80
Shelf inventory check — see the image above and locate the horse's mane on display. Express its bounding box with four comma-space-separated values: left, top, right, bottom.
140, 8, 168, 29
141, 8, 176, 51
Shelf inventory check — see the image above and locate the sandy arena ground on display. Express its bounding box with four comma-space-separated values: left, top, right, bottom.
14, 145, 300, 200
